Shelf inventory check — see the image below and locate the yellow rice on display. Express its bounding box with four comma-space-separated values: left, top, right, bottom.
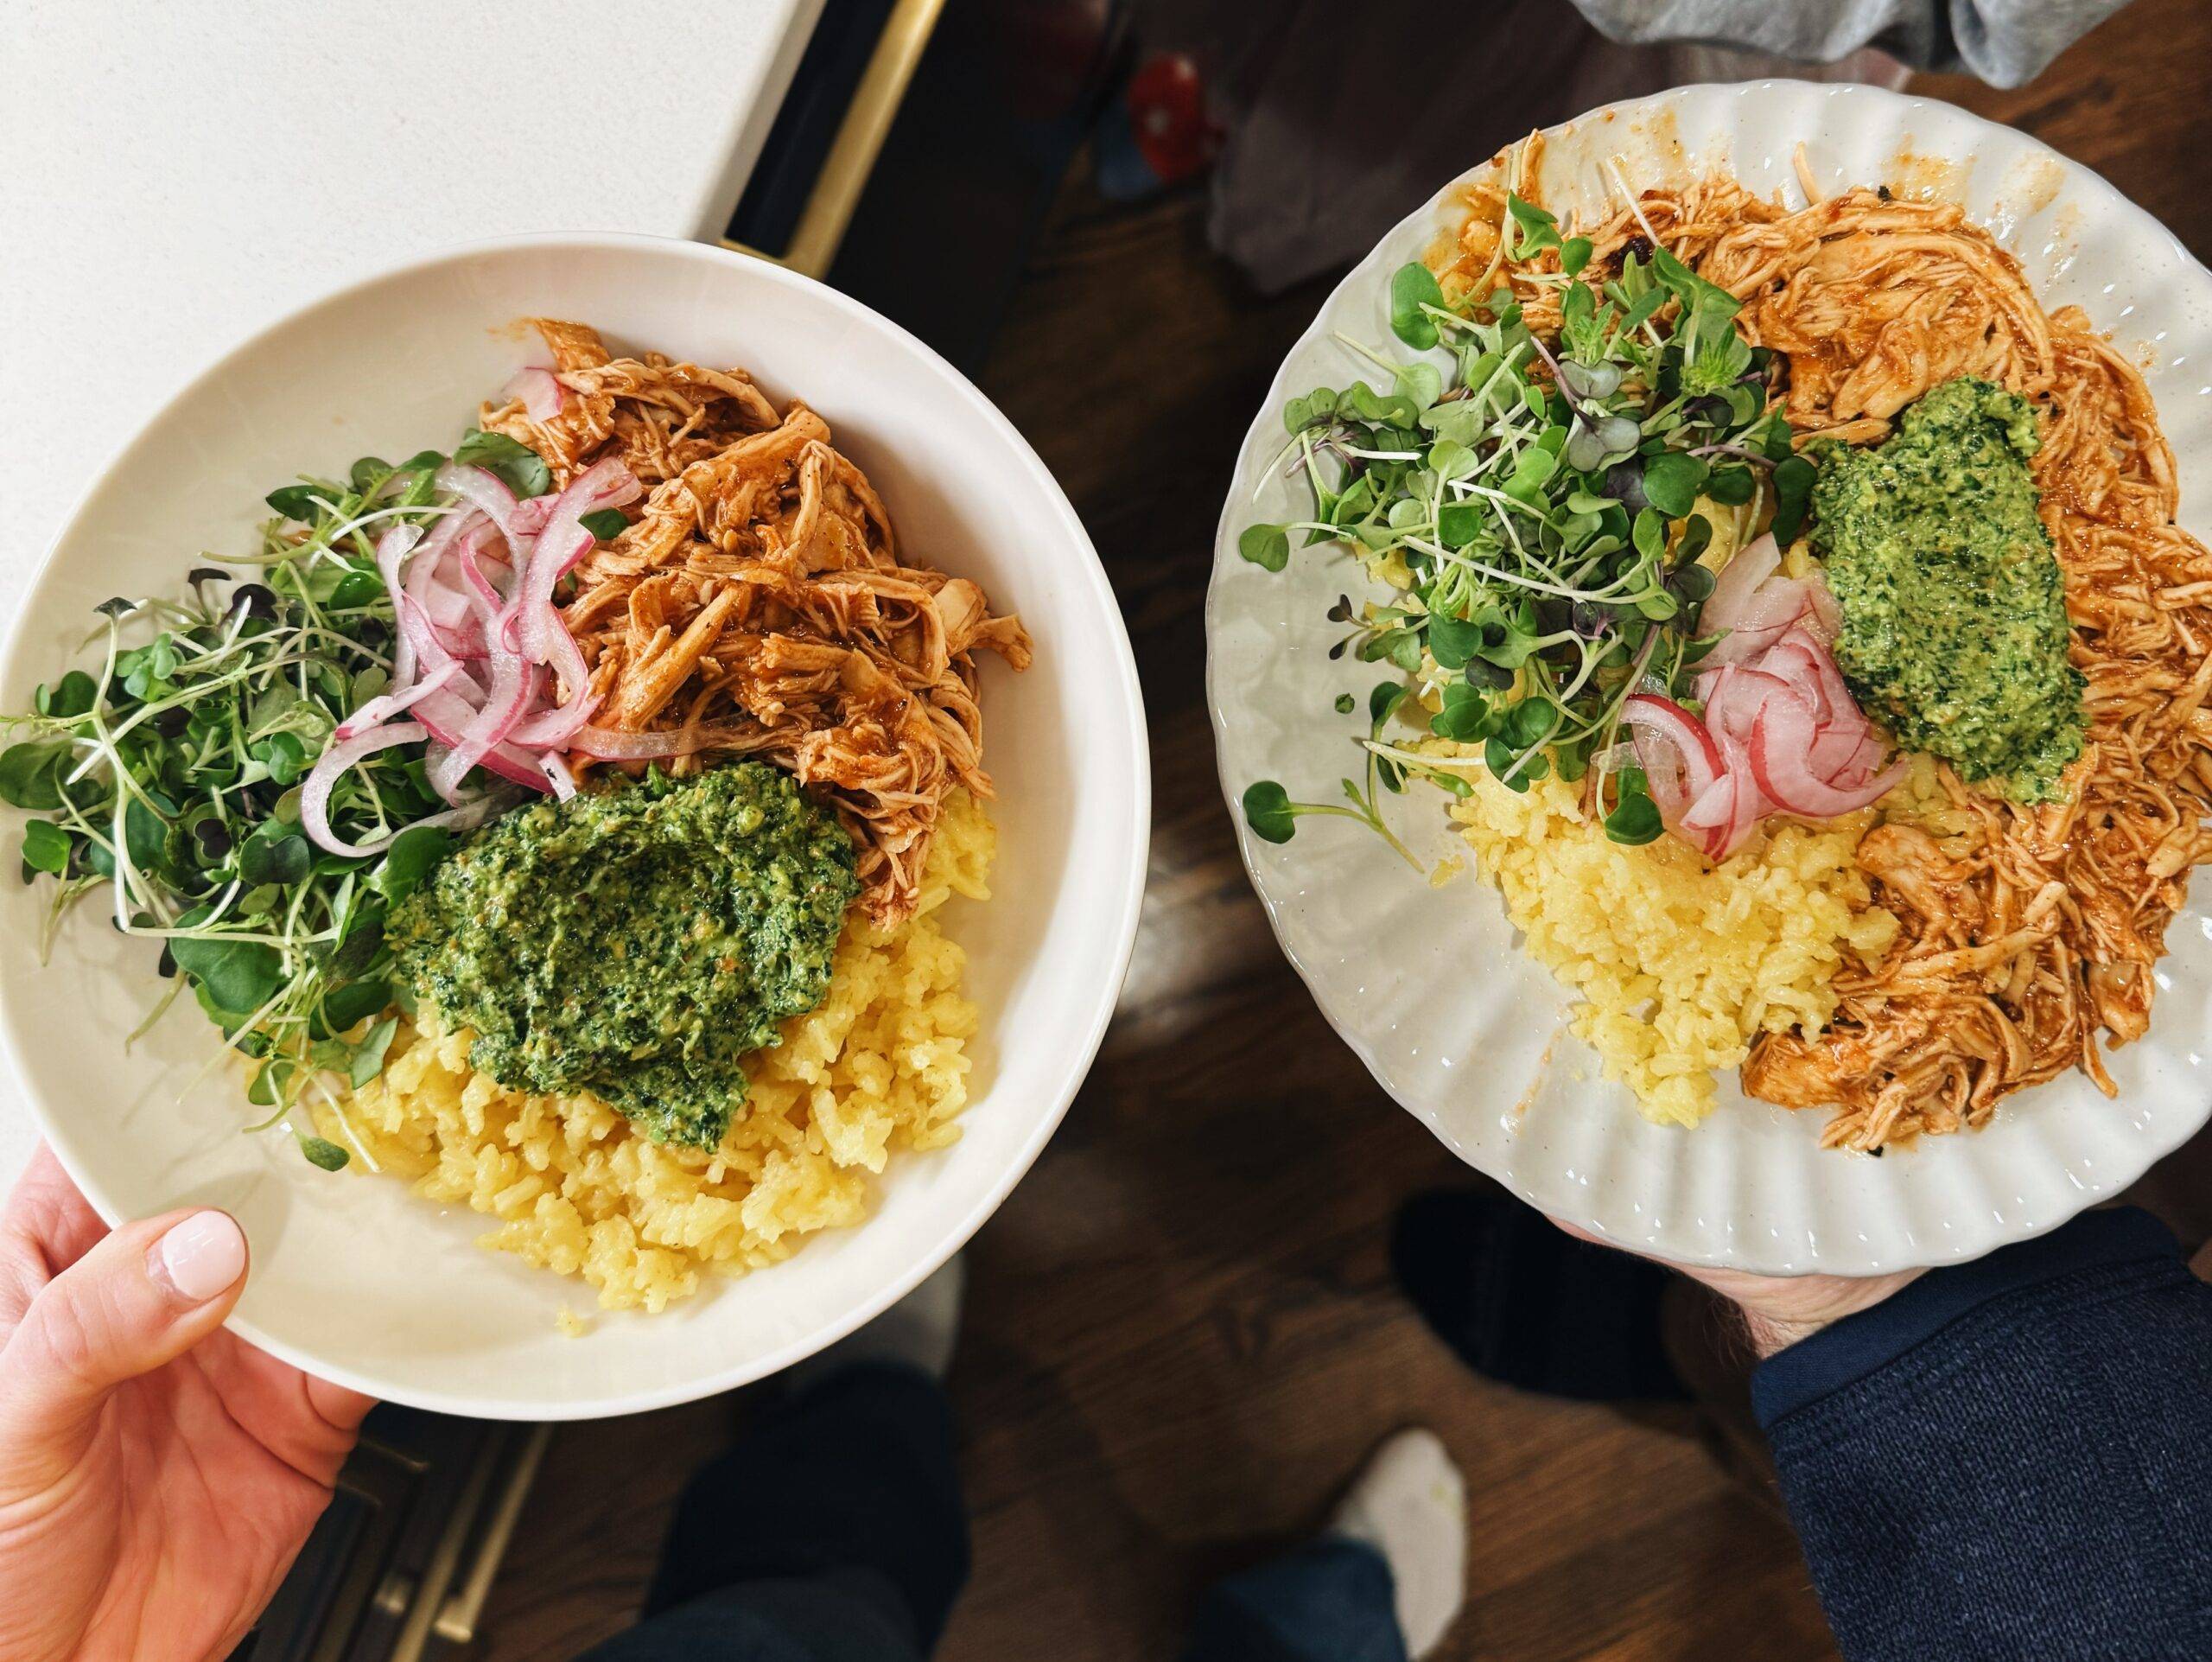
1449, 771, 1897, 1128
318, 791, 995, 1312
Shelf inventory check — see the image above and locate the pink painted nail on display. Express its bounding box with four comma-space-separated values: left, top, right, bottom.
150, 1211, 247, 1303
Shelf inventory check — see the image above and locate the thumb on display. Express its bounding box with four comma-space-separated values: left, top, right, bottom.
0, 1208, 248, 1477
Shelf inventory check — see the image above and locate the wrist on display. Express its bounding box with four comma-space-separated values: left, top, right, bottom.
1689, 1265, 1926, 1360
1739, 1306, 1827, 1358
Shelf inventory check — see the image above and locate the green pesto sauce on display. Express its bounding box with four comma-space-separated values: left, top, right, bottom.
1809, 376, 2084, 803
392, 763, 858, 1149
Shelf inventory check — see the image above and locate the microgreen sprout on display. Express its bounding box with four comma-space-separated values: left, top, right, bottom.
1242, 684, 1433, 869
1239, 180, 1816, 858
1, 451, 492, 1168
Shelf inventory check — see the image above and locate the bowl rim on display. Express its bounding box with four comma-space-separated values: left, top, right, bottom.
0, 229, 1151, 1417
1205, 79, 2212, 1276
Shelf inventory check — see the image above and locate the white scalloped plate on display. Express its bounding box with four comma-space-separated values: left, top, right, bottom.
1208, 82, 2212, 1276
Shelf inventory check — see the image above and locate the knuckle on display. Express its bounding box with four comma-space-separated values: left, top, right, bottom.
0, 1244, 47, 1339
24, 1285, 108, 1387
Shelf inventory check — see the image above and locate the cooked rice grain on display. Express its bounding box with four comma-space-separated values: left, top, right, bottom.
1450, 773, 1897, 1128
320, 792, 994, 1312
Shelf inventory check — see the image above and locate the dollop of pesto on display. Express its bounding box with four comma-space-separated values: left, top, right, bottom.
392, 763, 858, 1149
1809, 376, 2084, 802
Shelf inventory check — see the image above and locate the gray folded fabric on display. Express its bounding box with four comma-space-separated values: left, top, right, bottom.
1569, 0, 2132, 88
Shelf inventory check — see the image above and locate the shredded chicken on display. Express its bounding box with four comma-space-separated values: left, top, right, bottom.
480, 320, 1031, 925
1447, 155, 2212, 1149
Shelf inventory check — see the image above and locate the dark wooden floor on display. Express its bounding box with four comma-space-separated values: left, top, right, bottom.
478, 4, 2212, 1657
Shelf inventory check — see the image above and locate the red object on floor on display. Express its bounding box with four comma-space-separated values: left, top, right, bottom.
1124, 52, 1220, 188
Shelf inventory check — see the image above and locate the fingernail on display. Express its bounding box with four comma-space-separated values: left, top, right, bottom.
149, 1211, 247, 1303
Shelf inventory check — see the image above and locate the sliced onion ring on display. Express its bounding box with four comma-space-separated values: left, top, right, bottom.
510, 687, 601, 748
302, 722, 435, 856
1700, 665, 1792, 748
1802, 577, 1842, 644
502, 366, 566, 422
512, 494, 555, 538
569, 723, 706, 761
1750, 691, 1907, 817
315, 434, 645, 850
1761, 627, 1859, 728
429, 653, 538, 802
539, 752, 580, 801
1702, 532, 1782, 634
1622, 692, 1724, 839
334, 661, 462, 742
514, 458, 641, 664
373, 523, 425, 686
412, 687, 552, 796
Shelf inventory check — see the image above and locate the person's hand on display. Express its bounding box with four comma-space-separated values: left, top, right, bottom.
1668, 1258, 1924, 1358
1554, 1218, 1923, 1358
0, 1144, 375, 1662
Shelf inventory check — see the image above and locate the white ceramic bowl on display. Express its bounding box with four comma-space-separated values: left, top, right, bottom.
1210, 81, 2212, 1277
0, 235, 1148, 1417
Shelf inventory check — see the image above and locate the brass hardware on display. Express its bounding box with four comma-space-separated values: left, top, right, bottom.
434, 1423, 556, 1643
372, 1572, 416, 1619
387, 1425, 511, 1662
722, 0, 949, 277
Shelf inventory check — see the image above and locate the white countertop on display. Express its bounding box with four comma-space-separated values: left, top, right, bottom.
0, 0, 822, 1197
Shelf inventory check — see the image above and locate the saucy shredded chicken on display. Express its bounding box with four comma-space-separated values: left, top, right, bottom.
1450, 145, 2212, 1149
480, 320, 1031, 926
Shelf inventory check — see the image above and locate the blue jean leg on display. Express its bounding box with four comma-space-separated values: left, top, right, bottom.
577, 1568, 924, 1662
1179, 1535, 1410, 1662
578, 1361, 967, 1662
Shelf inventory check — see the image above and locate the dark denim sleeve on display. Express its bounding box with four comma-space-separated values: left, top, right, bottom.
1751, 1207, 2212, 1662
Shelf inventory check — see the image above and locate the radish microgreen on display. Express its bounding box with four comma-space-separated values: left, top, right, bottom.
1, 451, 501, 1168
1237, 180, 1818, 862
